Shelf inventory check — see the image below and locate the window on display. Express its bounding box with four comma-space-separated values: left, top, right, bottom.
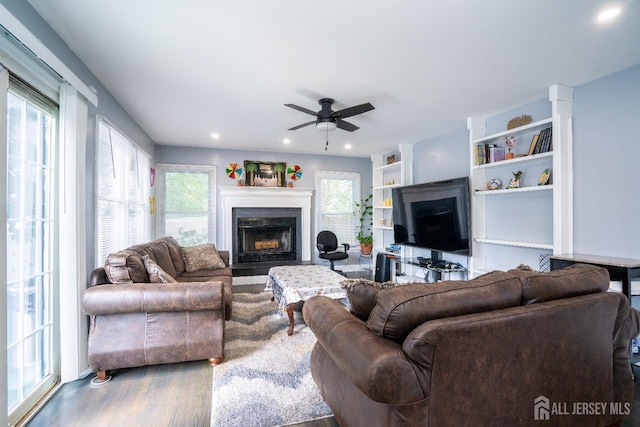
315, 171, 360, 245
96, 117, 150, 265
156, 165, 217, 246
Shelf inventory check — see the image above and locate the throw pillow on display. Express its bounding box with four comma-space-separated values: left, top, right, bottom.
104, 250, 145, 284
181, 243, 226, 272
341, 278, 397, 321
142, 254, 177, 283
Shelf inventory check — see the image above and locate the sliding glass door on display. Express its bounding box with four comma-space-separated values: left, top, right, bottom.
5, 77, 59, 420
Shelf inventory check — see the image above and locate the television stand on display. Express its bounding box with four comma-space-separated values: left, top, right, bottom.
409, 252, 466, 282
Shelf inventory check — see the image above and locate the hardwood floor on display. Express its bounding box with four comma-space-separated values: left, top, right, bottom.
26, 360, 213, 427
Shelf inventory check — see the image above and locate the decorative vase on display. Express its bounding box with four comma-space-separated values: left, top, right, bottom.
506, 151, 515, 160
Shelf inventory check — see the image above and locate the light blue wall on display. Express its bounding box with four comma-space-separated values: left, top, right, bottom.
572, 65, 640, 258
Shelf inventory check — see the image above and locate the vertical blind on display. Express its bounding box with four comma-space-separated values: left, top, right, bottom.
315, 171, 360, 245
96, 117, 150, 265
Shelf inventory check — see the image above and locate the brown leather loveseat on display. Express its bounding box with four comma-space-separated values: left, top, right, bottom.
83, 237, 233, 380
303, 264, 640, 426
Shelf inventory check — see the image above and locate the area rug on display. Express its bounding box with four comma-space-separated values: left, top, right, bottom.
211, 292, 332, 427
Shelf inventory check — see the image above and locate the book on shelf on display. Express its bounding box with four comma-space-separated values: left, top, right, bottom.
532, 127, 553, 154
527, 134, 539, 155
476, 143, 504, 165
489, 146, 505, 162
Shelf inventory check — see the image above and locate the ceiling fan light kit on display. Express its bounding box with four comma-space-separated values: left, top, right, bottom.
316, 121, 337, 132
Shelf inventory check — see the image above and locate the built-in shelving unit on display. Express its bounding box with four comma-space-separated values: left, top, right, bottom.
468, 84, 573, 276
371, 144, 413, 279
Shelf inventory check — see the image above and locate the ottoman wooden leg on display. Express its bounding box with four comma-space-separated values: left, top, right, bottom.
287, 303, 295, 336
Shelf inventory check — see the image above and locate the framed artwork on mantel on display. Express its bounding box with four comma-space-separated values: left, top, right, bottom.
244, 161, 287, 187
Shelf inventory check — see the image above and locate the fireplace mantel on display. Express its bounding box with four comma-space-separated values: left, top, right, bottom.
219, 187, 314, 263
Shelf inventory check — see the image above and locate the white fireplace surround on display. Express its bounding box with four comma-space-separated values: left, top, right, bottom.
219, 187, 314, 264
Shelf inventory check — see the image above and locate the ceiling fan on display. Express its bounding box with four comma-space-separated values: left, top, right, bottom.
285, 98, 375, 133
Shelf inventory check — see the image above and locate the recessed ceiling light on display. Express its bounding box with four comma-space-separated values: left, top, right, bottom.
210, 133, 220, 140
597, 6, 621, 22
283, 139, 291, 144
344, 144, 352, 149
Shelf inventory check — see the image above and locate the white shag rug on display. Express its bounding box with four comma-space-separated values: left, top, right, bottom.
211, 292, 332, 427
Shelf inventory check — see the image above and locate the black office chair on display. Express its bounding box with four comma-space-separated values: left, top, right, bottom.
316, 230, 350, 272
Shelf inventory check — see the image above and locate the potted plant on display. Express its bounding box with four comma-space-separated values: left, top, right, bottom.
355, 193, 374, 255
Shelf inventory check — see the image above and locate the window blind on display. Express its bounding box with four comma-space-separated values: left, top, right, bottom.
96, 117, 150, 265
315, 171, 360, 245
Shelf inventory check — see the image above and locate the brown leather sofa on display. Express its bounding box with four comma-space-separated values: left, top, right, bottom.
303, 264, 640, 426
83, 237, 232, 379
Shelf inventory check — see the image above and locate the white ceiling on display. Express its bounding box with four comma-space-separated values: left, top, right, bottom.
28, 0, 640, 158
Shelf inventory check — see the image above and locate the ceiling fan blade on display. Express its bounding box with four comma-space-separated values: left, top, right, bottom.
336, 119, 359, 132
285, 104, 317, 116
288, 120, 316, 131
334, 102, 374, 119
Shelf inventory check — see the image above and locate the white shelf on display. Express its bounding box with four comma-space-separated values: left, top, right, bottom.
374, 206, 393, 209
375, 162, 402, 172
373, 183, 402, 190
474, 151, 553, 170
474, 237, 554, 250
474, 184, 553, 196
374, 225, 393, 231
472, 118, 553, 144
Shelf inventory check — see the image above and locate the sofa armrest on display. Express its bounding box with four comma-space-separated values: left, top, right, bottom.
302, 295, 425, 404
89, 267, 110, 287
82, 281, 225, 316
218, 250, 230, 267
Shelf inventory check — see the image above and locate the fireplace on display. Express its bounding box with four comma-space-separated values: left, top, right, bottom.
220, 187, 313, 268
233, 207, 302, 264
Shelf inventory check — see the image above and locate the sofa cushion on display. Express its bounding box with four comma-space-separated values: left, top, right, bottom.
366, 271, 522, 341
142, 254, 177, 283
178, 268, 233, 281
158, 236, 187, 276
141, 241, 178, 279
507, 263, 609, 305
340, 278, 397, 321
104, 250, 148, 284
181, 243, 226, 272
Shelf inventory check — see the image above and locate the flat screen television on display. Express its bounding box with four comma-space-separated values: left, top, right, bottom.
391, 176, 471, 255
